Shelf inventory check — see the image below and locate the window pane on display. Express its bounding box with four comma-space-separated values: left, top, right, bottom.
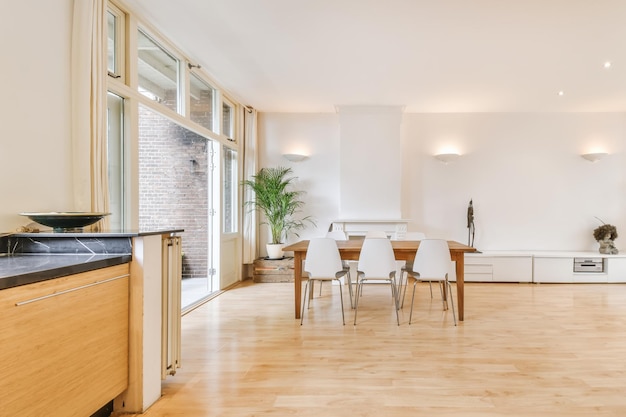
190, 73, 215, 131
106, 92, 125, 229
222, 102, 233, 139
137, 30, 179, 113
223, 146, 237, 233
107, 11, 117, 74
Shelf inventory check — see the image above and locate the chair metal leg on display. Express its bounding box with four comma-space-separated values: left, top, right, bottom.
338, 279, 345, 325
346, 271, 355, 309
300, 280, 310, 325
409, 281, 418, 324
437, 281, 448, 310
391, 281, 400, 325
398, 270, 406, 308
447, 280, 457, 326
353, 281, 362, 325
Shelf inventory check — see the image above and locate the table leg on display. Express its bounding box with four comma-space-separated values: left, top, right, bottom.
294, 251, 303, 319
453, 252, 465, 321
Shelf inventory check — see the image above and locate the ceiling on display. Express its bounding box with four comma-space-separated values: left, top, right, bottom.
123, 0, 626, 113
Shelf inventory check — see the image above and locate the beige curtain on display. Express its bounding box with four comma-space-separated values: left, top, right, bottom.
71, 0, 110, 231
242, 107, 258, 263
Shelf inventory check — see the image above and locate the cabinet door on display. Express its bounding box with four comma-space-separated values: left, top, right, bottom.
462, 255, 533, 282
464, 263, 493, 282
607, 258, 626, 283
0, 264, 130, 417
534, 257, 609, 283
491, 257, 533, 282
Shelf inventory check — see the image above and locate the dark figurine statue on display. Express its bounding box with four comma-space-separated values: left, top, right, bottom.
467, 199, 475, 247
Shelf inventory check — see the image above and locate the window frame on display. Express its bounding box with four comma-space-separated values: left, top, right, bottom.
222, 145, 238, 234
221, 95, 236, 143
107, 3, 126, 82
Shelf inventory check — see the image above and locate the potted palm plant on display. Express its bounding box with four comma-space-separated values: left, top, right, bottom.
242, 166, 315, 259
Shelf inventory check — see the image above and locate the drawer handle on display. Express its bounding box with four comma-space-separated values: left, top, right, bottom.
15, 274, 129, 306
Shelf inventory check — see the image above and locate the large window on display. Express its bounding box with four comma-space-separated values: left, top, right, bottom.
223, 146, 238, 233
106, 2, 242, 300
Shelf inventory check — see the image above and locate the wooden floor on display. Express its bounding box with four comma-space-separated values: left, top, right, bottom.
127, 280, 626, 416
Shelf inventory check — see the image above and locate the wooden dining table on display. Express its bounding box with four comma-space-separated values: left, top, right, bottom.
282, 239, 477, 321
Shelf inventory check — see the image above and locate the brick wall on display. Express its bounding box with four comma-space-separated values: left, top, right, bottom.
138, 105, 209, 279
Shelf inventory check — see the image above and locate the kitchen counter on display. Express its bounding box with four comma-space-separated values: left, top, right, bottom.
0, 228, 181, 291
0, 253, 132, 290
0, 227, 183, 414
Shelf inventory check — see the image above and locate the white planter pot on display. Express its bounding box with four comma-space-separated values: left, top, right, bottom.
266, 243, 284, 259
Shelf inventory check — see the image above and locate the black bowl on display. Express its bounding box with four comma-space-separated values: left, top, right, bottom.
19, 212, 110, 232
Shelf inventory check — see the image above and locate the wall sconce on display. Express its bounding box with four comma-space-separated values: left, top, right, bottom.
581, 152, 608, 162
282, 153, 308, 162
434, 153, 460, 164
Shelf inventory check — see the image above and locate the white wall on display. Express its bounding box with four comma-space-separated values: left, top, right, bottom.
337, 106, 402, 219
257, 113, 341, 248
0, 1, 74, 232
259, 112, 626, 252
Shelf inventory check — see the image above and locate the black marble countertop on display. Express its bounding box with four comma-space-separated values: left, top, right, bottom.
8, 228, 184, 238
0, 253, 132, 290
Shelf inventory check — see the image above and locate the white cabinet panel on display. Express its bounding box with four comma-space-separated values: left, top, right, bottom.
608, 258, 626, 283
464, 263, 493, 282
491, 257, 533, 282
533, 257, 609, 283
460, 253, 533, 282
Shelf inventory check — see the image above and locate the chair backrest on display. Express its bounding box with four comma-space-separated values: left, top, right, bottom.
304, 238, 344, 278
365, 230, 388, 239
357, 238, 397, 279
412, 239, 451, 279
326, 230, 348, 241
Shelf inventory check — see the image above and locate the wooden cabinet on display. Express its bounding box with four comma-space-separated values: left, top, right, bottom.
0, 263, 130, 417
253, 257, 294, 282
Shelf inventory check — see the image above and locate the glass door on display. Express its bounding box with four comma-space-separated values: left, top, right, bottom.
137, 104, 218, 312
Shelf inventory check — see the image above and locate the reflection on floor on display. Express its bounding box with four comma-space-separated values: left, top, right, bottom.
181, 277, 215, 311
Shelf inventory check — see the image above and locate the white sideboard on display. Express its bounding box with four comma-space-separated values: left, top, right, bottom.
460, 251, 626, 283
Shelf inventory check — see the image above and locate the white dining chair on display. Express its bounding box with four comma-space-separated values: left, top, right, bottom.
353, 238, 400, 325
323, 230, 354, 306
301, 238, 348, 325
395, 232, 429, 306
406, 239, 457, 326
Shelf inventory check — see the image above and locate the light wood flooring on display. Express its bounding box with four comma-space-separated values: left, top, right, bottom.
126, 280, 626, 416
